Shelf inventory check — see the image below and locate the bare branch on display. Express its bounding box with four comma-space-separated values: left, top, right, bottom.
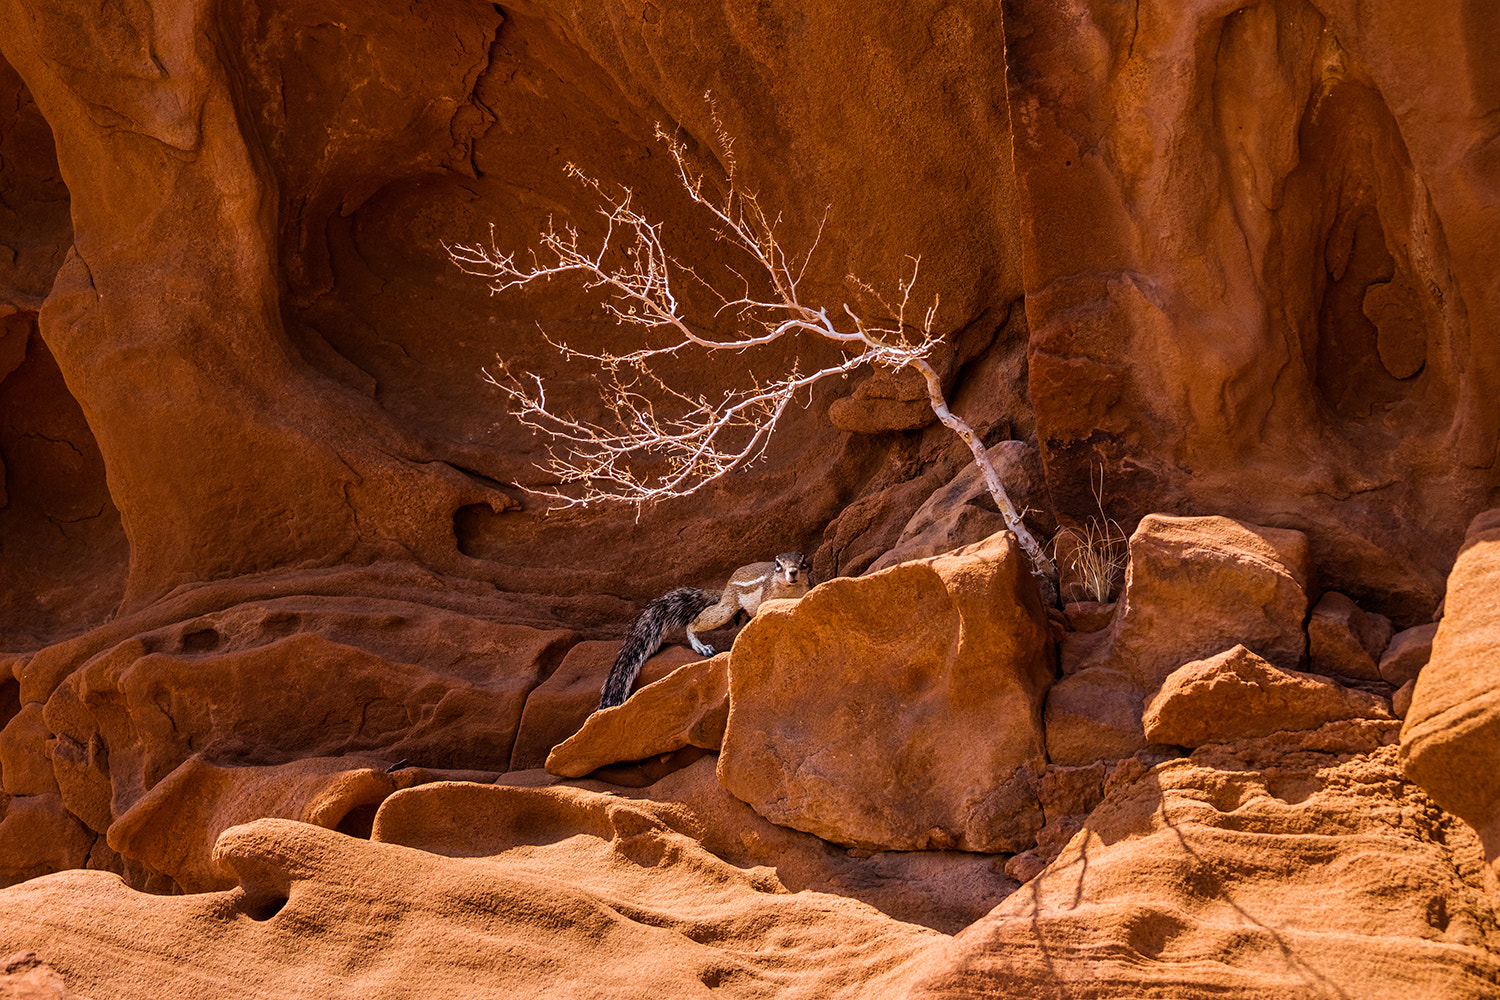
448, 115, 1057, 596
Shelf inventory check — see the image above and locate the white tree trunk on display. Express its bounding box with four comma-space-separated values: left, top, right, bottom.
910, 359, 1058, 604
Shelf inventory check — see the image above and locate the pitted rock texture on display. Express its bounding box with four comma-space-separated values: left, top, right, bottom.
0, 570, 581, 886
719, 531, 1054, 853
39, 600, 568, 814
1013, 0, 1500, 622
908, 726, 1500, 999
103, 755, 501, 893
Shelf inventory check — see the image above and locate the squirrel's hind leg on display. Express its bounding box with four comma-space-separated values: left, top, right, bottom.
686, 597, 741, 657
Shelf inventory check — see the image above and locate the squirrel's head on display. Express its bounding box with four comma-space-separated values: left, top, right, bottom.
773, 552, 810, 586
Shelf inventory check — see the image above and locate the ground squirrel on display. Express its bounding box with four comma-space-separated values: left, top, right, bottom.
597, 552, 811, 709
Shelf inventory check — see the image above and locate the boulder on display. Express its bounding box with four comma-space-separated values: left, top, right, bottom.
1043, 667, 1150, 766
0, 793, 93, 886
1063, 601, 1117, 634
509, 642, 702, 772
1143, 645, 1391, 748
1392, 679, 1416, 720
1307, 591, 1394, 681
719, 531, 1054, 852
1379, 622, 1439, 687
1050, 515, 1312, 766
1400, 508, 1500, 865
1062, 515, 1312, 691
866, 440, 1051, 573
545, 654, 730, 780
0, 703, 55, 797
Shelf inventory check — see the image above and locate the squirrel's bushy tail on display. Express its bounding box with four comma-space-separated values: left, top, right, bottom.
598, 587, 720, 710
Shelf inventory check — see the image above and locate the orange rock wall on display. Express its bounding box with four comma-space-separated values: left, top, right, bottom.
1012, 0, 1500, 621
0, 0, 1498, 996
2, 2, 1494, 640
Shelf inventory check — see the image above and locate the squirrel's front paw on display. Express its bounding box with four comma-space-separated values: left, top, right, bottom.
689, 639, 716, 657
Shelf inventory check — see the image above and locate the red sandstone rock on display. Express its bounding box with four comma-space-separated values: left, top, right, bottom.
1043, 667, 1151, 767
1012, 0, 1499, 621
1038, 761, 1110, 822
1392, 679, 1416, 720
509, 641, 702, 772
0, 325, 123, 648
3, 0, 996, 650
1005, 759, 1115, 883
1400, 508, 1500, 868
3, 594, 575, 888
865, 440, 1051, 574
0, 951, 89, 1000
1049, 515, 1312, 765
103, 755, 498, 893
0, 0, 1496, 995
908, 731, 1500, 998
546, 654, 729, 780
0, 793, 92, 886
0, 814, 942, 1000
1379, 622, 1439, 687
827, 368, 938, 434
1307, 590, 1394, 681
0, 703, 52, 797
1143, 644, 1391, 748
378, 759, 1018, 935
720, 532, 1054, 852
1063, 600, 1116, 633
1062, 515, 1312, 690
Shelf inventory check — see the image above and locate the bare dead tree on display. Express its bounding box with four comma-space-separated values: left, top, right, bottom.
446, 114, 1057, 597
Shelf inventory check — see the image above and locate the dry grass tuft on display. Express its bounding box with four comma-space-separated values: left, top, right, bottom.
1052, 468, 1129, 603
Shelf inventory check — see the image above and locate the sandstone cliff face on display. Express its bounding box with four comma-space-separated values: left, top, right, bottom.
0, 0, 1497, 997
1014, 0, 1500, 622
